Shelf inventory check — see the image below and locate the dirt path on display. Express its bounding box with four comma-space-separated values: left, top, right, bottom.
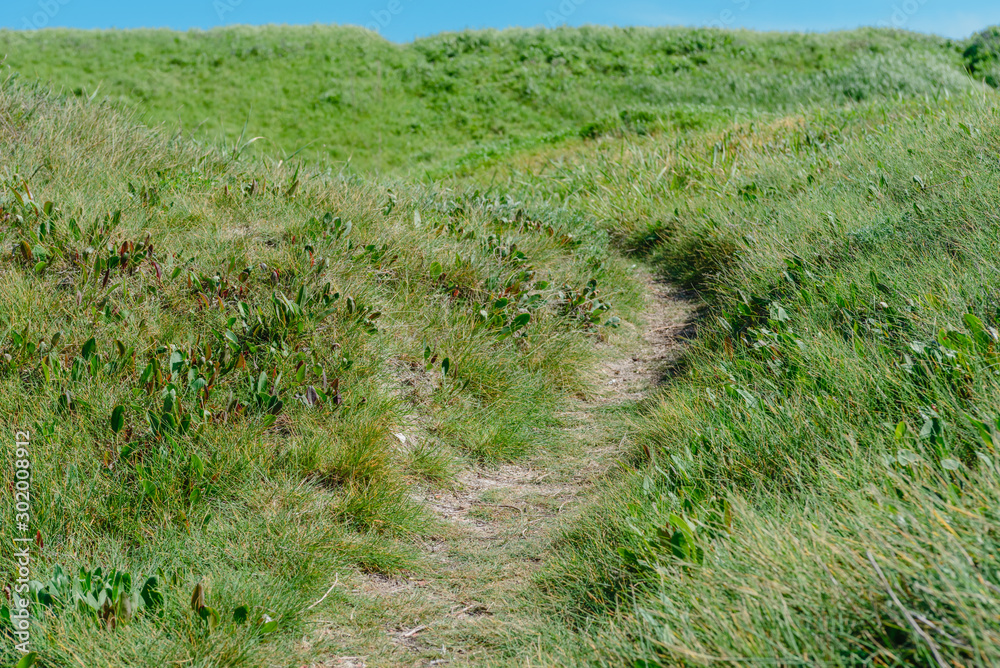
310, 274, 694, 668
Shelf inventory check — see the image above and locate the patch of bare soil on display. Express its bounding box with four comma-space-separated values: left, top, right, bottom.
420, 464, 578, 540
597, 278, 696, 403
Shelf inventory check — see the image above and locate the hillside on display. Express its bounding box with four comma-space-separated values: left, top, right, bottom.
520, 84, 1000, 667
2, 23, 1000, 668
0, 25, 970, 171
0, 70, 651, 664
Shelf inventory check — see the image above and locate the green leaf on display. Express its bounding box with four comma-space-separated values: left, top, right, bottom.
963, 313, 994, 349
191, 453, 205, 477
441, 357, 450, 376
894, 421, 906, 441
162, 391, 175, 415
962, 312, 985, 333
669, 530, 687, 560
919, 417, 943, 441
140, 577, 163, 611
110, 405, 125, 434
198, 605, 220, 629
966, 414, 994, 449
941, 458, 962, 471
618, 546, 640, 566
15, 652, 38, 668
668, 513, 694, 539
939, 328, 973, 353
82, 337, 97, 360
33, 260, 47, 274
233, 605, 249, 624
725, 384, 757, 408
512, 313, 530, 330
429, 261, 443, 279
769, 302, 790, 322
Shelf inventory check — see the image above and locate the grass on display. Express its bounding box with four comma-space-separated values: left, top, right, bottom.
519, 78, 1000, 667
2, 21, 1000, 668
0, 72, 641, 665
0, 25, 971, 172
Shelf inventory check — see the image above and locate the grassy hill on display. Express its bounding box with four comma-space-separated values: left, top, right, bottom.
2, 22, 1000, 668
0, 72, 646, 665
0, 25, 970, 172
522, 87, 1000, 667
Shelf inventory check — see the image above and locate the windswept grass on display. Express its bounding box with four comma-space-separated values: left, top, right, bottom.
0, 75, 640, 666
527, 85, 1000, 666
3, 21, 1000, 668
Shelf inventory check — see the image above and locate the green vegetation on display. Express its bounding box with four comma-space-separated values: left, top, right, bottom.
525, 92, 1000, 666
965, 26, 1000, 86
0, 73, 637, 665
3, 22, 1000, 668
0, 26, 971, 171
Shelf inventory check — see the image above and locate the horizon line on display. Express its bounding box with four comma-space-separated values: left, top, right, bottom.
0, 21, 989, 45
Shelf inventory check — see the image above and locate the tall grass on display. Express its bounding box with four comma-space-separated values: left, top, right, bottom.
2, 21, 999, 667
528, 87, 1000, 665
0, 75, 640, 666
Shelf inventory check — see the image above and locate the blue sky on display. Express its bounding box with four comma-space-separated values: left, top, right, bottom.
3, 0, 998, 42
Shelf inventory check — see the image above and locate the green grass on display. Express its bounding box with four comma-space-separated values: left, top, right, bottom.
0, 25, 970, 172
0, 73, 640, 665
519, 82, 1000, 667
3, 21, 1000, 668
